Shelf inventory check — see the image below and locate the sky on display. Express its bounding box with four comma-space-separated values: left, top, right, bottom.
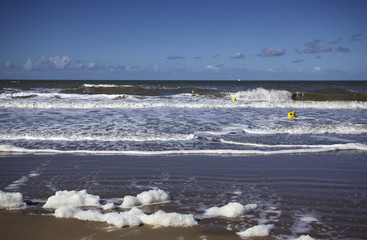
0, 0, 366, 80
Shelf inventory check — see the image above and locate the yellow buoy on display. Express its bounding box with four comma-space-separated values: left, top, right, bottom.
178, 86, 180, 89
232, 97, 237, 101
192, 90, 195, 94
288, 111, 296, 118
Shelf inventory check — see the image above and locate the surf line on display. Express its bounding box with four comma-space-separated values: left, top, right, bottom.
1, 143, 367, 156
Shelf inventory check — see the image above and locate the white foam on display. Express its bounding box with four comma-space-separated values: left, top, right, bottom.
43, 190, 101, 209
294, 235, 316, 240
236, 224, 274, 238
291, 213, 319, 234
84, 84, 132, 88
5, 176, 29, 190
0, 191, 27, 209
28, 172, 40, 177
54, 206, 197, 228
221, 139, 313, 148
102, 202, 116, 211
204, 202, 257, 218
300, 216, 318, 223
120, 189, 172, 208
2, 143, 367, 156
243, 124, 367, 135
231, 88, 291, 101
136, 209, 198, 227
120, 195, 141, 208
1, 98, 366, 109
0, 133, 195, 142
55, 206, 141, 228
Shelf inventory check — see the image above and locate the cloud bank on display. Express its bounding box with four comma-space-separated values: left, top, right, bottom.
304, 40, 332, 54
258, 48, 286, 57
24, 56, 71, 71
335, 46, 350, 53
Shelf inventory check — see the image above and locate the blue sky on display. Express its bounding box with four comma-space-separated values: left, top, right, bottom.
0, 0, 366, 80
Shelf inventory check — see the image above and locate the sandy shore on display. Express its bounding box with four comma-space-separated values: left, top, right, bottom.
1, 152, 367, 239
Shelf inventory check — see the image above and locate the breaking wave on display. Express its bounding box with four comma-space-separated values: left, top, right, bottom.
1, 143, 366, 156
1, 99, 366, 109
0, 133, 196, 142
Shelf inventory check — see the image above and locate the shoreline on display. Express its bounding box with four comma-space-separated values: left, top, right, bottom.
1, 152, 367, 239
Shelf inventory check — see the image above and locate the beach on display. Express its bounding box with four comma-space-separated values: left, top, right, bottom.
1, 152, 366, 239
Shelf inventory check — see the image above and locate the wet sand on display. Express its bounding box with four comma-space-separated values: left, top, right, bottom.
1, 152, 367, 239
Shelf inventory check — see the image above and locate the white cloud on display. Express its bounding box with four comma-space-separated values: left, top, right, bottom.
24, 59, 34, 70
152, 65, 159, 72
230, 52, 245, 59
87, 62, 98, 69
23, 56, 70, 71
125, 66, 143, 72
52, 56, 70, 70
109, 64, 125, 71
206, 65, 218, 70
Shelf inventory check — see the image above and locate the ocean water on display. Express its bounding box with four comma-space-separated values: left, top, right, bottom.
1, 80, 367, 155
1, 80, 367, 240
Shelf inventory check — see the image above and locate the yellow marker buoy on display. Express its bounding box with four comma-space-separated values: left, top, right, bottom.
288, 111, 296, 118
178, 86, 180, 89
192, 90, 195, 94
232, 97, 237, 101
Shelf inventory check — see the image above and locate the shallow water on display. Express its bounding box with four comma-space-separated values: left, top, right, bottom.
1, 80, 367, 155
1, 153, 366, 239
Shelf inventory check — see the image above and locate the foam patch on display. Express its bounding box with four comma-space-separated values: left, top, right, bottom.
204, 202, 257, 218
54, 206, 197, 228
43, 189, 100, 209
236, 224, 274, 238
294, 235, 316, 240
0, 191, 27, 209
120, 189, 172, 208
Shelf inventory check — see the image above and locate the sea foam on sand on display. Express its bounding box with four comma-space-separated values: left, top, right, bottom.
54, 206, 198, 228
47, 188, 196, 228
120, 189, 172, 208
0, 191, 27, 209
236, 224, 274, 238
204, 202, 257, 218
55, 206, 142, 228
43, 189, 100, 209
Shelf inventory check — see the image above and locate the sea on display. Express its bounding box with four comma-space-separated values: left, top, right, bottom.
0, 80, 367, 155
1, 80, 367, 239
